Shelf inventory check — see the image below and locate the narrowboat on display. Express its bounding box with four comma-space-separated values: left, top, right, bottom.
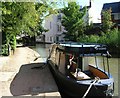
47, 42, 114, 98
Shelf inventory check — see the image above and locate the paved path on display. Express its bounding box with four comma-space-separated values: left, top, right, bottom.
0, 57, 9, 70
0, 47, 61, 97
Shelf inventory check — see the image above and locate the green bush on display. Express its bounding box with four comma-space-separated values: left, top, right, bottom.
79, 34, 99, 43
10, 35, 16, 50
1, 33, 16, 56
78, 35, 89, 42
88, 35, 99, 43
97, 32, 107, 44
98, 29, 118, 47
118, 30, 120, 46
1, 44, 9, 56
80, 28, 119, 48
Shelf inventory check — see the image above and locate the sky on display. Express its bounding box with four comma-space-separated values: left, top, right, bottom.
78, 0, 119, 23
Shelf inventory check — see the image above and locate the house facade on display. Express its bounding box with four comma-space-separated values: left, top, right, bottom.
42, 13, 65, 43
83, 0, 92, 25
102, 2, 120, 29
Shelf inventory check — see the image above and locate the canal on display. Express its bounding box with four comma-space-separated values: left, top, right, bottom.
31, 43, 119, 97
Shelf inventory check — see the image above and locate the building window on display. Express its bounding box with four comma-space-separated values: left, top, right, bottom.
56, 36, 59, 42
111, 15, 114, 22
50, 36, 52, 42
57, 25, 61, 32
47, 37, 49, 41
57, 14, 61, 21
50, 22, 52, 29
118, 14, 120, 19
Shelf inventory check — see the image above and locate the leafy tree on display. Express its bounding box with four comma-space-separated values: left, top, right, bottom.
62, 2, 86, 41
101, 8, 113, 33
1, 2, 57, 55
34, 2, 57, 35
2, 2, 39, 55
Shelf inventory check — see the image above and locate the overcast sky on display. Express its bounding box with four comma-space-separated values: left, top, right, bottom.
78, 0, 119, 23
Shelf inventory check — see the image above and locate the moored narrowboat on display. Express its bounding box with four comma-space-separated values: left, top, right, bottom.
47, 42, 114, 98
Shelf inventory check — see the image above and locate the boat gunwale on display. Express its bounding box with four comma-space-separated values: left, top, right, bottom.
47, 59, 113, 86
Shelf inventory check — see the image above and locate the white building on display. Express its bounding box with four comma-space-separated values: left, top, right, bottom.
82, 0, 92, 25
42, 13, 65, 43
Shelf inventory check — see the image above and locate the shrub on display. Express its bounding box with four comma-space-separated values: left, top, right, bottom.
79, 28, 119, 48
1, 44, 9, 56
88, 35, 99, 43
98, 29, 118, 47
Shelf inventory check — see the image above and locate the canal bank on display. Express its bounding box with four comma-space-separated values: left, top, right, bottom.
0, 46, 61, 97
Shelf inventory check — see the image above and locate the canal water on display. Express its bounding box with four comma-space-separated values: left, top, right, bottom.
31, 43, 119, 97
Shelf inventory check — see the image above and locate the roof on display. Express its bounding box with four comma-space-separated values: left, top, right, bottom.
102, 2, 120, 13
59, 43, 105, 48
56, 42, 109, 56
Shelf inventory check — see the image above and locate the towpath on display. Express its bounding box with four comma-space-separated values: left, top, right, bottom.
0, 47, 61, 97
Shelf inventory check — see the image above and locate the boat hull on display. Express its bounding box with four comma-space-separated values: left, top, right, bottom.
47, 60, 113, 98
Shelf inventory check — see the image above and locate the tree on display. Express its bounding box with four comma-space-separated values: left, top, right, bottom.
34, 2, 57, 35
1, 2, 39, 55
101, 8, 113, 33
62, 2, 86, 41
1, 2, 57, 55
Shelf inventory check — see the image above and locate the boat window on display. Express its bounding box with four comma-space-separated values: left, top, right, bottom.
59, 52, 66, 74
55, 49, 60, 66
82, 56, 102, 71
82, 57, 89, 71
49, 44, 57, 65
83, 56, 109, 72
65, 54, 78, 73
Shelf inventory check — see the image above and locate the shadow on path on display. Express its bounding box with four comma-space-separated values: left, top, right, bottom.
10, 63, 58, 96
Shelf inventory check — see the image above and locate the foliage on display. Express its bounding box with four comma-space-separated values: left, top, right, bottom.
79, 34, 99, 43
9, 34, 16, 50
118, 30, 120, 46
101, 8, 113, 33
2, 2, 38, 55
79, 8, 119, 52
80, 28, 119, 48
1, 2, 57, 55
99, 29, 119, 47
62, 2, 86, 41
1, 44, 9, 56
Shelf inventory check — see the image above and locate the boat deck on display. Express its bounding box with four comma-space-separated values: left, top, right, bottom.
1, 62, 61, 97
10, 62, 61, 97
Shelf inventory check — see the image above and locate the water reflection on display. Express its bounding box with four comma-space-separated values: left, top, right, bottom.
31, 44, 50, 58
31, 44, 118, 96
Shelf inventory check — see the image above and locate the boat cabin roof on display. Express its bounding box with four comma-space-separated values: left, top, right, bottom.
56, 42, 110, 57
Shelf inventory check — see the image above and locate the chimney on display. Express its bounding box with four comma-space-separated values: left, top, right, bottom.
89, 0, 91, 8
87, 0, 92, 9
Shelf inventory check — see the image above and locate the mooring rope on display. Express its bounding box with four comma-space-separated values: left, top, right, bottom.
82, 77, 100, 98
